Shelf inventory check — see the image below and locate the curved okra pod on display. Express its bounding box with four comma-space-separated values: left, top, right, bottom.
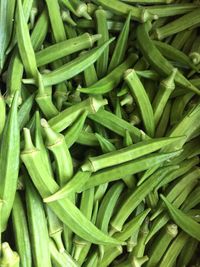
108, 12, 131, 72
43, 170, 91, 202
110, 165, 179, 232
48, 96, 107, 132
25, 179, 52, 267
124, 69, 155, 137
155, 9, 200, 40
36, 33, 101, 67
79, 54, 138, 95
45, 0, 66, 42
23, 39, 114, 87
146, 224, 178, 267
12, 192, 32, 267
159, 231, 189, 267
0, 92, 20, 232
21, 129, 121, 245
64, 111, 88, 148
93, 0, 157, 22
81, 150, 182, 190
41, 119, 73, 184
16, 0, 38, 78
0, 93, 6, 137
0, 243, 20, 267
153, 68, 177, 126
161, 194, 200, 241
136, 22, 200, 95
81, 136, 184, 172
95, 7, 109, 78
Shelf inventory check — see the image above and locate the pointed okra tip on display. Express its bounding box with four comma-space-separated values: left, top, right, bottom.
23, 128, 36, 152
41, 118, 62, 146
0, 242, 19, 266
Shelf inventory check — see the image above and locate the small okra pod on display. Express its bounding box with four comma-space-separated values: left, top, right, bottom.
108, 12, 131, 72
36, 33, 101, 67
36, 73, 59, 120
41, 119, 73, 184
0, 92, 6, 137
79, 54, 138, 95
161, 194, 200, 241
96, 133, 116, 153
69, 0, 92, 19
110, 165, 179, 232
44, 170, 91, 203
95, 7, 109, 79
21, 129, 121, 245
177, 237, 199, 267
0, 243, 20, 267
45, 0, 66, 42
155, 9, 200, 40
81, 150, 182, 190
45, 206, 65, 253
49, 239, 79, 267
81, 136, 184, 172
153, 68, 177, 126
25, 178, 52, 267
0, 92, 20, 232
48, 96, 107, 133
61, 10, 77, 26
124, 68, 155, 137
30, 9, 49, 51
64, 111, 88, 148
16, 0, 38, 78
93, 0, 157, 22
159, 231, 189, 267
23, 39, 114, 87
136, 22, 200, 95
146, 223, 178, 267
12, 192, 32, 267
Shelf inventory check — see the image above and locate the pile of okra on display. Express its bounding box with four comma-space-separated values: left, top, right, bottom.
1, 0, 200, 266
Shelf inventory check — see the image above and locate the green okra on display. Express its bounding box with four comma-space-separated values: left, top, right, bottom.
12, 192, 32, 267
95, 7, 109, 78
0, 93, 6, 136
18, 94, 35, 130
79, 54, 138, 95
161, 194, 200, 241
182, 186, 200, 211
156, 9, 200, 40
125, 68, 155, 137
21, 129, 122, 246
48, 97, 107, 132
108, 12, 131, 72
159, 231, 189, 267
0, 92, 20, 232
81, 136, 183, 172
25, 179, 52, 267
137, 21, 200, 95
36, 33, 101, 67
41, 119, 73, 184
23, 39, 114, 87
110, 165, 179, 232
0, 243, 20, 267
45, 0, 66, 42
146, 224, 178, 267
95, 133, 116, 153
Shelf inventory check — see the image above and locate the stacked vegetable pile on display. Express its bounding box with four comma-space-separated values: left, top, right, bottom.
0, 0, 200, 266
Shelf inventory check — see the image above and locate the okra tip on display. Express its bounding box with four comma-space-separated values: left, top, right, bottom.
41, 119, 62, 146
23, 128, 36, 151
